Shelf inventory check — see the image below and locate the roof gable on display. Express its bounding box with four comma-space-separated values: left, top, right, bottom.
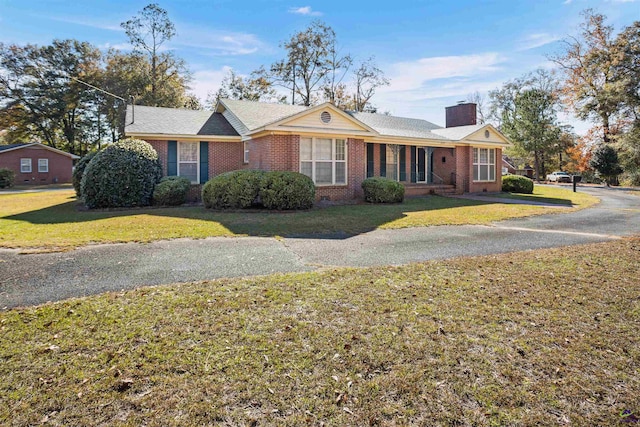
266, 103, 378, 134
431, 124, 511, 145
125, 105, 239, 137
217, 99, 307, 132
0, 143, 80, 159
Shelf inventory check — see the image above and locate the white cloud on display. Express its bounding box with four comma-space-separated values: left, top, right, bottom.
175, 26, 265, 56
517, 33, 561, 51
189, 66, 233, 103
381, 53, 505, 93
46, 15, 123, 32
288, 6, 323, 16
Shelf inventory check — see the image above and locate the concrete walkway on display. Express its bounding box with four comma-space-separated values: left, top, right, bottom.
1, 186, 639, 309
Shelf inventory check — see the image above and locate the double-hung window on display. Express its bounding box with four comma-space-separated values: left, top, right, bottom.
20, 158, 32, 173
243, 141, 249, 164
386, 145, 399, 181
38, 159, 49, 173
473, 148, 495, 182
178, 141, 199, 184
300, 137, 347, 185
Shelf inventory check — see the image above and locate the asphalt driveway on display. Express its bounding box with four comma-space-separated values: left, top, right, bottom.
1, 185, 639, 309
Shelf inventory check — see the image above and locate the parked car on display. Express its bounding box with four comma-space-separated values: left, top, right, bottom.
546, 171, 572, 183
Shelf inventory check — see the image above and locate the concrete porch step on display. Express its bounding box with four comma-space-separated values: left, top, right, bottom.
403, 184, 457, 197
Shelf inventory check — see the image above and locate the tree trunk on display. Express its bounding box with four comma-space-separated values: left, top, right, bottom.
534, 150, 541, 182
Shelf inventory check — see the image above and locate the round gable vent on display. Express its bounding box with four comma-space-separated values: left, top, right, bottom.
484, 130, 490, 138
320, 111, 332, 124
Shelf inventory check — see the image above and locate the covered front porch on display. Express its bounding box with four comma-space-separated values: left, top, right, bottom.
365, 142, 463, 196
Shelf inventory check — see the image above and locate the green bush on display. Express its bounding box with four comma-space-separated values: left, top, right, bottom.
259, 171, 315, 210
502, 174, 534, 194
81, 138, 162, 209
0, 168, 15, 188
153, 176, 191, 206
202, 170, 265, 209
361, 177, 405, 203
72, 151, 97, 196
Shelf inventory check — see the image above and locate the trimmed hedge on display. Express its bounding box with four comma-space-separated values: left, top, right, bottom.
361, 177, 405, 203
72, 151, 97, 196
202, 170, 315, 210
202, 170, 265, 209
502, 174, 534, 194
153, 176, 191, 206
81, 138, 162, 209
0, 168, 15, 188
259, 171, 315, 210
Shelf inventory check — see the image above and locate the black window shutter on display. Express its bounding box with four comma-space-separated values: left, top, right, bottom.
167, 141, 177, 176
366, 143, 374, 178
379, 144, 386, 177
199, 142, 209, 184
410, 146, 417, 183
399, 145, 406, 181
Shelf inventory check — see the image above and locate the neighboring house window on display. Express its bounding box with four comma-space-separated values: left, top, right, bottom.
243, 141, 249, 164
20, 158, 32, 173
38, 159, 49, 173
300, 137, 347, 185
473, 148, 496, 182
178, 141, 199, 183
386, 145, 399, 181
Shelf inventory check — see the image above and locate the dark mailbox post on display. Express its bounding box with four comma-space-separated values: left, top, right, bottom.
572, 175, 582, 192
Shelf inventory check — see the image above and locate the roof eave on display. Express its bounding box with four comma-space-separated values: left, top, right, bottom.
125, 132, 242, 142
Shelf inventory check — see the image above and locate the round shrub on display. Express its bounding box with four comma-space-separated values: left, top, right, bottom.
202, 170, 265, 209
153, 176, 191, 206
259, 171, 315, 210
361, 177, 405, 203
81, 138, 162, 208
502, 174, 534, 194
0, 167, 15, 188
72, 151, 97, 196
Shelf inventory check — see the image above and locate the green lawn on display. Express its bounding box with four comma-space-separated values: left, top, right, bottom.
0, 186, 598, 250
476, 185, 598, 206
1, 238, 638, 426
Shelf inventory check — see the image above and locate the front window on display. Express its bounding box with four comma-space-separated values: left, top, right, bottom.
300, 137, 347, 185
38, 159, 49, 173
473, 148, 495, 182
20, 158, 32, 173
243, 141, 249, 164
386, 145, 399, 181
178, 141, 199, 184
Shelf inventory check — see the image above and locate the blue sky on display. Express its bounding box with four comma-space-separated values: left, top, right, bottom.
1, 0, 639, 133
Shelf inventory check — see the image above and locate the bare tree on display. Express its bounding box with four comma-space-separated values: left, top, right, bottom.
353, 57, 390, 112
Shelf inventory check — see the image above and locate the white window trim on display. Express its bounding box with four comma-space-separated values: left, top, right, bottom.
38, 158, 49, 173
177, 141, 199, 184
473, 147, 496, 182
243, 141, 249, 164
300, 137, 348, 186
20, 158, 32, 173
386, 144, 401, 182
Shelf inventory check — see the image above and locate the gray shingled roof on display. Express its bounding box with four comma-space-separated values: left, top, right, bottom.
125, 105, 239, 136
220, 99, 308, 131
431, 124, 486, 140
349, 111, 449, 140
0, 143, 28, 152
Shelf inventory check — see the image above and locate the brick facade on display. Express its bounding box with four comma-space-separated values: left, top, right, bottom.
0, 146, 74, 184
143, 137, 501, 202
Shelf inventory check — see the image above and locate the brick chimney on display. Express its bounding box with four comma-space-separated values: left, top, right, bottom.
445, 102, 477, 128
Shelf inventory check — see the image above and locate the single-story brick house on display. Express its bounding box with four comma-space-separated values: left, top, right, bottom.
124, 100, 511, 201
0, 143, 79, 185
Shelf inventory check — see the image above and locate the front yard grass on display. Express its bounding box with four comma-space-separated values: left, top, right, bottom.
1, 238, 639, 426
480, 185, 598, 206
0, 186, 598, 250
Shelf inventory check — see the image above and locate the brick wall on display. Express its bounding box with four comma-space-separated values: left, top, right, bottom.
456, 146, 502, 194
147, 140, 168, 176
210, 141, 244, 175
0, 147, 74, 184
432, 147, 455, 185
